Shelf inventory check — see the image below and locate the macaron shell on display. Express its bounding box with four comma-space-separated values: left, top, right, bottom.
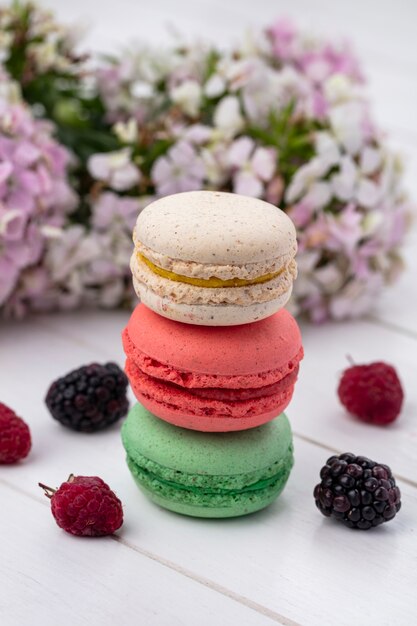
122, 327, 302, 389
126, 359, 295, 432
127, 464, 291, 518
135, 191, 297, 265
121, 404, 294, 518
122, 404, 292, 474
132, 275, 292, 326
131, 398, 291, 431
126, 304, 302, 377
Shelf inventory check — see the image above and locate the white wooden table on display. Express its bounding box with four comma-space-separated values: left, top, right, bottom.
1, 1, 417, 624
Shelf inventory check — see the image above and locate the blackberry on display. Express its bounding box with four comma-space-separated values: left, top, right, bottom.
46, 362, 129, 432
314, 453, 401, 530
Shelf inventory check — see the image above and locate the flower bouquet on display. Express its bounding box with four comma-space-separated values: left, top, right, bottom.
0, 2, 411, 320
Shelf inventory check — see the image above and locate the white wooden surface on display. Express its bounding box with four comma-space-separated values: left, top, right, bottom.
2, 1, 417, 625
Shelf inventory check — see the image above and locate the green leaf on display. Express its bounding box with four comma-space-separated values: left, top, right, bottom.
204, 49, 220, 81
139, 139, 174, 175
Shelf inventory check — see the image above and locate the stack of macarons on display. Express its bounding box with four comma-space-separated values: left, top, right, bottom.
121, 191, 303, 518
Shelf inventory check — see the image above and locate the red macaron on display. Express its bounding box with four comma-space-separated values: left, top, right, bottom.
123, 304, 303, 432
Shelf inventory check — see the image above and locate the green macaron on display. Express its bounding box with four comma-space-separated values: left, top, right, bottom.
121, 404, 294, 518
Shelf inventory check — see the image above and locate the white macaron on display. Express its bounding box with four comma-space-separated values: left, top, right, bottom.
131, 191, 297, 326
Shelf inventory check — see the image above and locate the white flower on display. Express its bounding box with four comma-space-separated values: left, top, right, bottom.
39, 225, 63, 239
45, 225, 98, 282
285, 157, 331, 203
200, 144, 229, 186
88, 148, 141, 191
41, 225, 131, 311
239, 28, 271, 57
292, 250, 321, 298
204, 74, 226, 98
96, 279, 125, 308
362, 211, 384, 235
227, 136, 276, 197
356, 178, 380, 207
331, 155, 380, 208
302, 181, 332, 210
331, 156, 356, 201
170, 80, 202, 117
151, 141, 205, 196
274, 66, 310, 105
0, 73, 21, 105
113, 118, 138, 143
130, 80, 154, 99
329, 101, 365, 155
329, 275, 384, 319
221, 58, 254, 91
314, 264, 345, 291
324, 74, 355, 105
28, 41, 62, 72
182, 124, 212, 145
213, 95, 244, 137
242, 62, 282, 123
0, 30, 13, 61
360, 146, 381, 175
315, 131, 341, 168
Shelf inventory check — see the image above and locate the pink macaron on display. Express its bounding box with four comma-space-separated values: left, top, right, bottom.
123, 304, 303, 432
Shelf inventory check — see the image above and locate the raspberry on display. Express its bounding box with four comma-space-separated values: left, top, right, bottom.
314, 453, 401, 530
39, 475, 124, 537
0, 402, 31, 464
45, 362, 129, 432
338, 361, 403, 425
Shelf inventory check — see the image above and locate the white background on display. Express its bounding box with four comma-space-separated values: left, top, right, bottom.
1, 1, 417, 625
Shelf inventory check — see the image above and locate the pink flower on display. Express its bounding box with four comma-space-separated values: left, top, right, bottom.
302, 293, 329, 323
0, 255, 19, 303
1, 14, 410, 321
325, 203, 363, 256
227, 136, 276, 197
92, 192, 143, 232
267, 19, 297, 61
0, 210, 27, 241
299, 46, 363, 84
288, 201, 315, 228
267, 19, 363, 84
297, 213, 329, 253
330, 274, 384, 319
310, 89, 328, 118
351, 239, 381, 280
0, 100, 76, 308
151, 141, 205, 196
0, 161, 13, 184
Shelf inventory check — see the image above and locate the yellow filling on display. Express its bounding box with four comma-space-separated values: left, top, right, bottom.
138, 253, 283, 288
